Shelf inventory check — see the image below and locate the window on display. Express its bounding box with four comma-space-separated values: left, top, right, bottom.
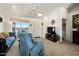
15, 22, 31, 28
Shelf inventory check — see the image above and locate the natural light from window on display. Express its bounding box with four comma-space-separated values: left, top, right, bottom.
15, 22, 31, 28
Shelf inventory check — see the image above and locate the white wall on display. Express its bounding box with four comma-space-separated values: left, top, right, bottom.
3, 21, 12, 32
0, 23, 3, 32
42, 7, 67, 42
0, 14, 7, 32
66, 6, 79, 41
3, 15, 12, 32
0, 14, 4, 32
0, 12, 13, 32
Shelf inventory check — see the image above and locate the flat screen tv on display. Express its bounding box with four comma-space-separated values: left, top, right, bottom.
47, 27, 55, 33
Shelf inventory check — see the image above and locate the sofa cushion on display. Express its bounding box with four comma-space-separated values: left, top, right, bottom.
30, 42, 43, 56
0, 33, 3, 39
2, 32, 9, 38
6, 37, 15, 47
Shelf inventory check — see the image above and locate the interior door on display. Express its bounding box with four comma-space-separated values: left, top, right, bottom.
62, 18, 66, 40
32, 19, 42, 38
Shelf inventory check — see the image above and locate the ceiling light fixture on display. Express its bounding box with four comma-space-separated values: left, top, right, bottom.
36, 12, 43, 17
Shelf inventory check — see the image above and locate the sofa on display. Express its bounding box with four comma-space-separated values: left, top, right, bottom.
18, 30, 44, 56
0, 32, 16, 55
6, 32, 16, 48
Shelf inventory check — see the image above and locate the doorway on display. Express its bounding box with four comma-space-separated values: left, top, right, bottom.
12, 21, 32, 37
62, 18, 66, 41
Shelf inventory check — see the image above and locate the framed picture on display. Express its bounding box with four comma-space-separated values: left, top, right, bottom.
51, 20, 55, 25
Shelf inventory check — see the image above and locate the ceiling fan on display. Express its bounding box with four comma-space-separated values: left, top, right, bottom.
31, 3, 43, 17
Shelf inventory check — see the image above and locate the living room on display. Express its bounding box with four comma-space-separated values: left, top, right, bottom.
0, 3, 79, 56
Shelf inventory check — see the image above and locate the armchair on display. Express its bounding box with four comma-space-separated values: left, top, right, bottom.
18, 31, 44, 56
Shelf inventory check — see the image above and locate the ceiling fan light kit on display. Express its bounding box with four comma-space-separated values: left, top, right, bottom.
36, 12, 43, 17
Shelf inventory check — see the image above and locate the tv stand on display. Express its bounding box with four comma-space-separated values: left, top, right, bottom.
45, 27, 59, 42
46, 32, 57, 42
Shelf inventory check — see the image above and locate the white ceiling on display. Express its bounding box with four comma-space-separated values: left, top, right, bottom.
0, 3, 72, 18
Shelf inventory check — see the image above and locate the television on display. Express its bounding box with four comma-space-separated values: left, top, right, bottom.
47, 27, 55, 33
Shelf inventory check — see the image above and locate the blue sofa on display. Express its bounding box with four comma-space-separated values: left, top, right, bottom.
6, 32, 16, 48
0, 32, 16, 55
18, 30, 44, 56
